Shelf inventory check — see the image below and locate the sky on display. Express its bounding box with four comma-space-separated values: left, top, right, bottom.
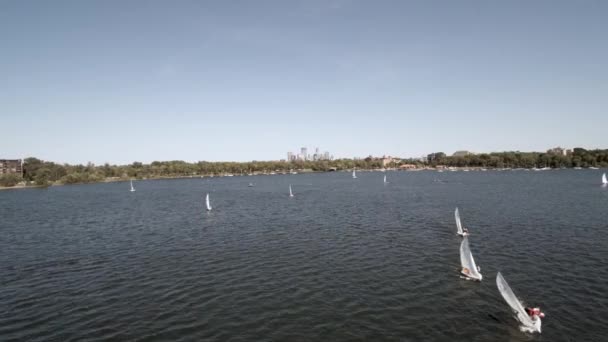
1, 0, 607, 164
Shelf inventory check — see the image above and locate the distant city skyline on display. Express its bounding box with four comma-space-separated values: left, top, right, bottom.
286, 146, 332, 162
1, 1, 607, 165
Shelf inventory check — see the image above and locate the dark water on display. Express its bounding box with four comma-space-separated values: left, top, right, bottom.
1, 170, 607, 341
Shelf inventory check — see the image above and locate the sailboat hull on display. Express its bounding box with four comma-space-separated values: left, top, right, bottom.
460, 273, 482, 281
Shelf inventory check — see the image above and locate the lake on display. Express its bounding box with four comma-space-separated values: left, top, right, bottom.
1, 170, 607, 341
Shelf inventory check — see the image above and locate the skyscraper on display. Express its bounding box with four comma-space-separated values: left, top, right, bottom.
301, 147, 308, 161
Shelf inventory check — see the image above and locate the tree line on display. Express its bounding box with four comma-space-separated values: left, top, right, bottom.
1, 148, 606, 188
0, 157, 387, 187
422, 148, 608, 169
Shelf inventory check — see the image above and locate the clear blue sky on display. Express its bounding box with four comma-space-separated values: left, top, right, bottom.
1, 0, 607, 164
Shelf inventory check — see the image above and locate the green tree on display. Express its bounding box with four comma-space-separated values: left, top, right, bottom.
0, 174, 22, 187
34, 167, 52, 186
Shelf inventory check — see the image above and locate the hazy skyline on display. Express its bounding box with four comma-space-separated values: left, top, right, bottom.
2, 1, 607, 164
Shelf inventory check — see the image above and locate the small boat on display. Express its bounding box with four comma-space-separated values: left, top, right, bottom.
383, 175, 387, 184
602, 173, 607, 185
459, 237, 482, 281
289, 184, 294, 197
130, 180, 136, 192
352, 168, 357, 179
248, 183, 254, 187
205, 193, 212, 211
454, 207, 468, 236
589, 167, 599, 170
496, 272, 544, 333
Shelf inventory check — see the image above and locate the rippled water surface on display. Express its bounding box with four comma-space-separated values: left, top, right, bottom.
2, 170, 608, 341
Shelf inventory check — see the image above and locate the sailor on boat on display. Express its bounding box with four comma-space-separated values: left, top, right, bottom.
525, 307, 545, 320
461, 265, 481, 276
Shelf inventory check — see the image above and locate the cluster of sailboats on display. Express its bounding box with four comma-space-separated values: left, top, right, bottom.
455, 208, 545, 333
124, 169, 608, 335
201, 170, 390, 212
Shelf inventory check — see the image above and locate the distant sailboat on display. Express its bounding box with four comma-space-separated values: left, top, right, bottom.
496, 272, 544, 333
205, 193, 212, 211
130, 180, 135, 192
383, 175, 387, 184
289, 184, 294, 197
459, 237, 482, 281
454, 207, 468, 236
352, 168, 357, 179
602, 173, 607, 185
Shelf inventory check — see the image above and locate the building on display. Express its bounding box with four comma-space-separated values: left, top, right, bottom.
547, 147, 568, 156
452, 150, 472, 157
300, 147, 308, 161
0, 159, 23, 175
313, 147, 320, 161
381, 155, 400, 167
287, 152, 293, 161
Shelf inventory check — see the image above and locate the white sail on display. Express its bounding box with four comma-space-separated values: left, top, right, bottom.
205, 193, 212, 211
289, 184, 294, 197
602, 173, 607, 185
496, 272, 541, 333
455, 207, 463, 235
130, 180, 135, 192
352, 168, 357, 179
459, 237, 482, 280
383, 175, 387, 183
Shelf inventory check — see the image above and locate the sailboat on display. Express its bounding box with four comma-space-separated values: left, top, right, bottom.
602, 173, 607, 185
383, 175, 387, 184
130, 180, 136, 192
454, 207, 468, 236
459, 237, 482, 281
205, 193, 212, 211
496, 272, 544, 333
352, 168, 357, 179
289, 184, 294, 197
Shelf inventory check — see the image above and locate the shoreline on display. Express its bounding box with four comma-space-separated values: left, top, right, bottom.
1, 166, 603, 191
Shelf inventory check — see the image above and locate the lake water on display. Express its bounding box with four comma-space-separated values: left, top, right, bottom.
1, 170, 607, 341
